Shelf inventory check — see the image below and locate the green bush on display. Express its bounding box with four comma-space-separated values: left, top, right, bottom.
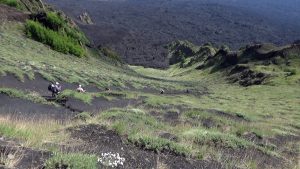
0, 0, 19, 8
45, 12, 65, 31
25, 20, 85, 57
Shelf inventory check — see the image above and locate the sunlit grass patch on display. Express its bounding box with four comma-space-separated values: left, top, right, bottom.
128, 134, 192, 157
45, 152, 98, 169
0, 116, 68, 147
60, 89, 93, 104
182, 128, 253, 149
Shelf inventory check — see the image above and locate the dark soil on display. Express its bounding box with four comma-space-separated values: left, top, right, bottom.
0, 94, 75, 121
206, 109, 249, 122
163, 110, 181, 125
158, 132, 179, 142
202, 118, 216, 128
0, 138, 51, 169
69, 124, 223, 169
0, 4, 29, 23
221, 147, 285, 169
227, 65, 269, 87
269, 135, 300, 148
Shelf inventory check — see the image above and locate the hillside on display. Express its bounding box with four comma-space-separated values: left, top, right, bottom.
0, 1, 300, 169
45, 0, 300, 68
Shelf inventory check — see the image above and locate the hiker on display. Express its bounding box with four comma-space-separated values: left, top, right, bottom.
55, 82, 62, 93
48, 82, 61, 97
77, 84, 86, 93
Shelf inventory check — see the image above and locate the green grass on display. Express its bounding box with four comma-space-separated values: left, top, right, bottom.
182, 128, 253, 149
0, 117, 67, 147
128, 134, 192, 157
0, 22, 186, 90
0, 0, 22, 9
0, 88, 55, 105
45, 152, 98, 169
25, 20, 85, 57
60, 89, 93, 104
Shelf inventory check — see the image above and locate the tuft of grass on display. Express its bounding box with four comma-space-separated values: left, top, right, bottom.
45, 152, 98, 169
74, 112, 92, 121
59, 89, 93, 104
183, 129, 253, 149
128, 134, 191, 157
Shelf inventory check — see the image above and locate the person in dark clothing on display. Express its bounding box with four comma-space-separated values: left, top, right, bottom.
48, 82, 62, 97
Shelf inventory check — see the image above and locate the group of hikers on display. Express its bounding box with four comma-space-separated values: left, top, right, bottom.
48, 82, 86, 97
48, 82, 190, 97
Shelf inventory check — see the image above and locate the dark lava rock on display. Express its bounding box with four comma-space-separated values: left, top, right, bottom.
227, 65, 269, 87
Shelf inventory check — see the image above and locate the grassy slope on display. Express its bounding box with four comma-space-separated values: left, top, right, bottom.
0, 22, 188, 90
0, 21, 299, 168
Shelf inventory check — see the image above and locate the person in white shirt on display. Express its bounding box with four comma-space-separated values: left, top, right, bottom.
77, 84, 86, 93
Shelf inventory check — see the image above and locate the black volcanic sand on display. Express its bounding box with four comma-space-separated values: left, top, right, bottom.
0, 4, 29, 23
0, 138, 51, 169
0, 94, 76, 121
69, 124, 223, 169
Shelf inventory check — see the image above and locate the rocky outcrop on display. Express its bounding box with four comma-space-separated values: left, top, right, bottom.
78, 12, 94, 25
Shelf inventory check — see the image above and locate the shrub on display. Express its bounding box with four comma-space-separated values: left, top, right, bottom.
0, 0, 19, 8
25, 20, 85, 57
45, 12, 65, 31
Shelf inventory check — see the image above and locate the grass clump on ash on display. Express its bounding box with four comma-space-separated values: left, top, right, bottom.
25, 20, 85, 57
128, 134, 191, 157
183, 129, 253, 149
45, 152, 98, 169
59, 89, 93, 104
